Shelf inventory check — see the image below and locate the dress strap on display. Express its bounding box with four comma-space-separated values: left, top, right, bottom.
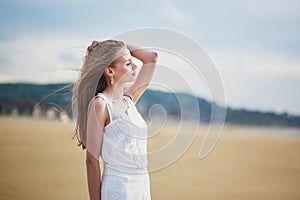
123, 95, 134, 107
95, 93, 113, 107
96, 93, 113, 123
87, 93, 113, 123
123, 94, 133, 101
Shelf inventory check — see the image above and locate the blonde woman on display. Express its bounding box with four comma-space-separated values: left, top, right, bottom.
72, 40, 158, 200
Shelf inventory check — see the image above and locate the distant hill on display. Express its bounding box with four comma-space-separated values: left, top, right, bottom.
0, 83, 71, 116
0, 83, 299, 127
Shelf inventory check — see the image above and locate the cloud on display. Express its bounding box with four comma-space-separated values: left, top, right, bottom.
0, 32, 87, 83
160, 0, 196, 25
210, 49, 300, 114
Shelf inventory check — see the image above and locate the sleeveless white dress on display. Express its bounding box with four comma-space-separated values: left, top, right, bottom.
89, 93, 151, 200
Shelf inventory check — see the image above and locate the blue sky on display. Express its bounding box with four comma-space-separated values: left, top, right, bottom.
0, 0, 300, 115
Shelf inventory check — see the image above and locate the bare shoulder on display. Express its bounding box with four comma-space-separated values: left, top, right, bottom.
93, 96, 107, 111
88, 96, 109, 125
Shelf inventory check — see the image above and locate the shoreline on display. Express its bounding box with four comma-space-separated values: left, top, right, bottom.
1, 115, 300, 140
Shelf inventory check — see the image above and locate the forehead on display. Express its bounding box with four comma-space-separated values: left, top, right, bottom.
116, 49, 131, 62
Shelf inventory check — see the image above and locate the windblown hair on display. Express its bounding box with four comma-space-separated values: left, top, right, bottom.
73, 39, 126, 150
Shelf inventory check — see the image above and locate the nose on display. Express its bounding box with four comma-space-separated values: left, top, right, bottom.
132, 63, 137, 70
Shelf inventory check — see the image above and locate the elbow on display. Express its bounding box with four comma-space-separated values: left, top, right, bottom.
85, 157, 93, 165
86, 152, 100, 166
152, 51, 158, 63
86, 158, 99, 169
143, 51, 158, 64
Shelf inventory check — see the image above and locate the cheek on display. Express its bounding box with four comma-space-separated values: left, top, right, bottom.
120, 67, 130, 73
115, 66, 131, 78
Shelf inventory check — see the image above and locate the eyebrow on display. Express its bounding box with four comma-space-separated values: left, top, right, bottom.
126, 57, 132, 62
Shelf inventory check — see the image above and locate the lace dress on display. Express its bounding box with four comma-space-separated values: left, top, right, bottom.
88, 93, 151, 200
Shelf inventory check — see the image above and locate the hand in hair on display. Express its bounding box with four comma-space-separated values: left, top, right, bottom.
87, 40, 102, 52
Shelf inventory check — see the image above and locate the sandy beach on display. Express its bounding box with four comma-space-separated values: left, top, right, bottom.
0, 116, 300, 200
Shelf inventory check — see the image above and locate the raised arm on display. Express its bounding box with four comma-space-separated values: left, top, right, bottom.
86, 97, 109, 200
124, 44, 158, 103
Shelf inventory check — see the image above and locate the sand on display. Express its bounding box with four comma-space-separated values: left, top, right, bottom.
0, 116, 300, 200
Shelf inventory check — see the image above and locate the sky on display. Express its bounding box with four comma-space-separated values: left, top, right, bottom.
0, 0, 300, 115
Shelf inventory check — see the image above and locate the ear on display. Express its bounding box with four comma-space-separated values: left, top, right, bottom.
104, 67, 114, 77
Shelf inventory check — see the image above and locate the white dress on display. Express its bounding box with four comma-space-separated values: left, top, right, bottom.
89, 93, 151, 200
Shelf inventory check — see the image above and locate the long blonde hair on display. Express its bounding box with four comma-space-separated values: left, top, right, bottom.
73, 39, 126, 150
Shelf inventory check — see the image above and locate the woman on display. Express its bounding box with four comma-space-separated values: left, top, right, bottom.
72, 39, 158, 200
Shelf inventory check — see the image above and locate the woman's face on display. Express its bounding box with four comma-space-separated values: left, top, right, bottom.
112, 49, 137, 83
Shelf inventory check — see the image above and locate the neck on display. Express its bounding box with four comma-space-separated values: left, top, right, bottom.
103, 82, 126, 100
